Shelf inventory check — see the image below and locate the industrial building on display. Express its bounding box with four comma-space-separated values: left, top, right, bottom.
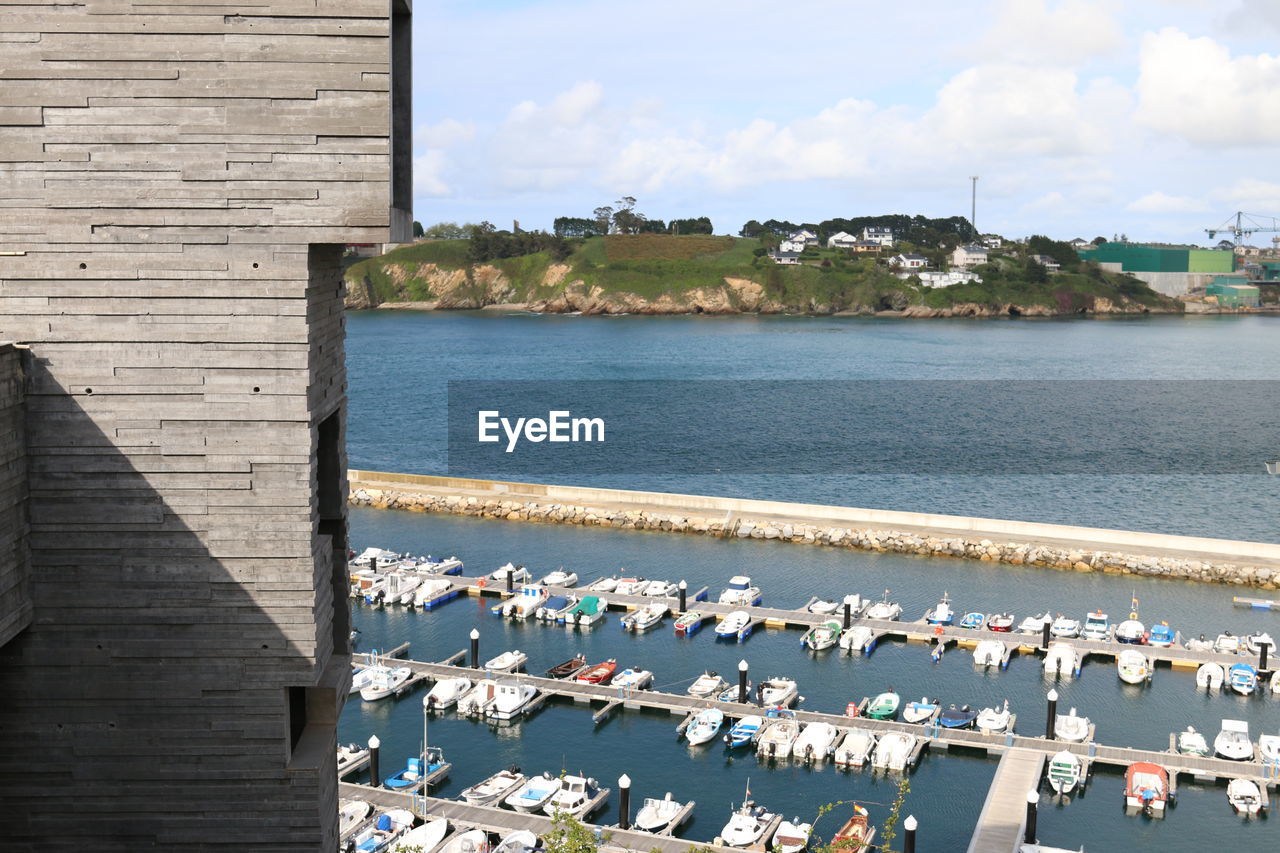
1079, 242, 1235, 296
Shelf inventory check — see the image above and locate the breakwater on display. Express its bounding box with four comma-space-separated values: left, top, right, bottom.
347, 470, 1280, 589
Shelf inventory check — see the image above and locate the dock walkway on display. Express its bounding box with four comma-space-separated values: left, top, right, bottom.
966, 749, 1045, 853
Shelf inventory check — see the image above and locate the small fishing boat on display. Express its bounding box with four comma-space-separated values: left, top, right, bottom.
337, 743, 370, 776
352, 547, 400, 569
564, 596, 607, 628
1196, 662, 1224, 690
490, 562, 531, 585
715, 610, 754, 641
613, 668, 654, 690
461, 767, 526, 806
959, 612, 985, 630
725, 715, 765, 748
807, 598, 839, 615
492, 830, 540, 853
414, 577, 457, 610
986, 613, 1015, 633
839, 625, 875, 654
1228, 662, 1258, 696
976, 700, 1012, 734
542, 774, 602, 817
718, 682, 751, 703
1214, 632, 1241, 654
642, 580, 679, 597
871, 731, 915, 771
504, 772, 563, 813
831, 805, 875, 852
1081, 610, 1110, 641
801, 619, 843, 651
1124, 762, 1169, 817
718, 794, 777, 849
901, 697, 939, 724
938, 705, 977, 729
1148, 622, 1176, 647
360, 664, 413, 701
424, 676, 472, 710
973, 639, 1006, 668
383, 748, 447, 792
1258, 734, 1280, 761
346, 808, 415, 853
384, 571, 422, 606
925, 593, 954, 625
1115, 618, 1147, 645
758, 677, 799, 707
1042, 642, 1079, 677
1050, 616, 1081, 639
338, 799, 372, 839
756, 715, 800, 758
501, 585, 549, 620
1214, 719, 1252, 761
772, 819, 813, 853
614, 576, 648, 596
834, 729, 877, 768
535, 594, 577, 623
685, 707, 725, 745
864, 590, 902, 621
575, 659, 617, 685
1175, 726, 1209, 756
1054, 708, 1090, 743
1046, 750, 1082, 795
688, 670, 727, 699
864, 691, 900, 720
791, 722, 838, 762
620, 602, 668, 633
1184, 633, 1213, 652
488, 681, 537, 721
586, 577, 618, 592
1017, 611, 1053, 635
540, 568, 578, 587
635, 793, 687, 833
1245, 631, 1275, 655
424, 556, 464, 576
545, 655, 587, 679
484, 649, 528, 673
719, 576, 762, 607
1117, 649, 1151, 685
437, 829, 490, 853
457, 679, 498, 716
674, 610, 705, 637
1228, 779, 1265, 815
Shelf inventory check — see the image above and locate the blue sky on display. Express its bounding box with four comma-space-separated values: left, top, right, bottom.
411, 0, 1280, 244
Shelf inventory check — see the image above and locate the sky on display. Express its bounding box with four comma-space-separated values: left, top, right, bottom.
410, 0, 1280, 244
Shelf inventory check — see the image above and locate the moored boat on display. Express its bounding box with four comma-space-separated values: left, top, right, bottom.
535, 594, 577, 623
1017, 611, 1053, 635
1081, 610, 1110, 641
457, 679, 498, 716
383, 747, 448, 793
1228, 778, 1265, 815
986, 613, 1014, 633
717, 794, 777, 849
492, 830, 540, 853
1196, 662, 1224, 690
642, 580, 679, 597
758, 677, 799, 708
613, 668, 654, 690
684, 707, 725, 745
924, 593, 954, 625
337, 742, 370, 776
756, 715, 799, 759
1117, 649, 1151, 685
715, 609, 754, 641
346, 808, 415, 853
620, 602, 668, 633
833, 729, 877, 768
1115, 618, 1147, 645
338, 799, 372, 839
688, 670, 727, 698
831, 806, 875, 852
542, 774, 602, 817
938, 704, 977, 729
490, 562, 531, 585
1228, 663, 1258, 696
1124, 762, 1169, 816
1262, 735, 1280, 762
504, 772, 563, 813
1148, 622, 1176, 647
791, 722, 838, 762
483, 649, 527, 673
959, 611, 985, 630
360, 664, 413, 701
1050, 615, 1081, 639
540, 568, 578, 587
414, 577, 457, 610
1213, 719, 1252, 761
871, 731, 915, 771
564, 596, 607, 628
864, 590, 902, 621
718, 576, 762, 607
772, 819, 812, 853
1245, 631, 1275, 655
586, 576, 618, 593
839, 625, 875, 654
865, 690, 899, 720
487, 681, 537, 721
901, 697, 939, 725
461, 767, 526, 806
575, 659, 617, 685
674, 610, 705, 637
1046, 750, 1082, 795
501, 584, 549, 620
635, 792, 687, 833
437, 829, 490, 853
725, 715, 765, 748
545, 655, 587, 679
976, 700, 1012, 734
1042, 642, 1079, 677
614, 576, 647, 596
1214, 632, 1241, 654
1054, 708, 1090, 743
801, 619, 842, 651
973, 639, 1006, 668
1175, 726, 1209, 756
1184, 633, 1213, 652
424, 676, 471, 710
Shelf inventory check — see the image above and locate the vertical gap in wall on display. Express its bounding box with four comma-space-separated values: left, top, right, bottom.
389, 0, 412, 238
287, 685, 307, 753
316, 410, 348, 653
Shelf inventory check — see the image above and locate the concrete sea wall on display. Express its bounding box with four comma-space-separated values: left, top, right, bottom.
348, 470, 1280, 589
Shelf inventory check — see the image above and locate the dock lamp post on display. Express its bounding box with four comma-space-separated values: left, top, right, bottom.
738, 659, 749, 704
367, 734, 380, 788
903, 815, 917, 853
1023, 790, 1039, 845
470, 627, 480, 669
422, 694, 431, 771
678, 580, 687, 613
1045, 689, 1058, 741
618, 774, 631, 830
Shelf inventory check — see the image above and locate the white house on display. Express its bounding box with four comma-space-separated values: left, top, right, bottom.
912, 270, 984, 288
826, 231, 858, 249
980, 234, 1003, 249
1029, 254, 1060, 271
890, 253, 928, 270
950, 244, 989, 268
788, 229, 819, 247
1069, 238, 1091, 250
770, 250, 801, 265
778, 239, 805, 254
861, 225, 893, 247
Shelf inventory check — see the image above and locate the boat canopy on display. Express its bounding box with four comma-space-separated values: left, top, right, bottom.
572, 597, 601, 615
727, 577, 750, 590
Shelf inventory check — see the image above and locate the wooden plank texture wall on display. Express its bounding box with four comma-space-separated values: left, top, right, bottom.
0, 1, 403, 848
0, 344, 31, 649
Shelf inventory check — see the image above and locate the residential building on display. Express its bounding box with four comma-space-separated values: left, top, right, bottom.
981, 234, 1003, 249
771, 251, 802, 265
851, 241, 882, 253
950, 244, 990, 268
909, 270, 985, 288
861, 225, 894, 247
789, 229, 819, 247
827, 231, 859, 249
778, 239, 807, 254
890, 253, 929, 270
1029, 254, 1061, 271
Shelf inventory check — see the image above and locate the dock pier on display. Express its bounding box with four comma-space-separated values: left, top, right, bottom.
966, 749, 1046, 853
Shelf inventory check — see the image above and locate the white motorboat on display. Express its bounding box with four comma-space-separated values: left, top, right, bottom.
801, 620, 842, 651
1184, 634, 1213, 652
1259, 734, 1280, 761
613, 668, 654, 690
772, 819, 813, 853
360, 664, 413, 701
840, 625, 875, 654
1195, 662, 1224, 690
437, 828, 490, 853
614, 576, 648, 596
973, 639, 1006, 668
424, 676, 472, 710
586, 577, 618, 592
1046, 750, 1082, 795
457, 679, 499, 716
684, 707, 725, 745
834, 729, 877, 768
1245, 631, 1275, 655
871, 731, 916, 771
1115, 618, 1147, 645
925, 593, 954, 625
338, 799, 372, 839
718, 575, 762, 606
1050, 616, 1081, 639
484, 650, 528, 673
423, 556, 464, 575
791, 722, 838, 762
536, 594, 578, 623
642, 580, 679, 597
384, 571, 422, 606
1214, 719, 1252, 761
540, 568, 579, 587
620, 602, 668, 633
715, 610, 753, 640
901, 697, 939, 725
1175, 726, 1209, 756
492, 830, 540, 853
718, 796, 777, 849
349, 665, 378, 696
1081, 610, 1110, 641
1117, 649, 1151, 685
352, 547, 401, 569
807, 599, 839, 615
564, 596, 607, 627
1229, 663, 1258, 696
337, 743, 370, 776
756, 716, 799, 758
1054, 708, 1090, 743
542, 774, 601, 817
688, 670, 727, 699
413, 577, 455, 609
347, 808, 415, 853
758, 677, 799, 708
490, 562, 531, 585
635, 793, 687, 834
1213, 633, 1241, 654
501, 585, 549, 620
1042, 642, 1079, 677
976, 700, 1012, 734
1228, 779, 1265, 815
487, 681, 537, 721
1017, 611, 1053, 635
504, 772, 563, 813
461, 768, 526, 806
864, 590, 902, 621
396, 818, 450, 853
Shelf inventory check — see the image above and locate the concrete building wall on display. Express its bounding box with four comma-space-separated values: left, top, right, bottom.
0, 344, 31, 649
0, 2, 407, 848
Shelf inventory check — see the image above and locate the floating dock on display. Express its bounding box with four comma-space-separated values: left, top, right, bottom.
1234, 596, 1280, 611
966, 749, 1046, 853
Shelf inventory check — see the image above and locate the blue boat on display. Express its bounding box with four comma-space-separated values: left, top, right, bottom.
723, 715, 764, 748
383, 748, 449, 792
937, 705, 977, 729
1228, 663, 1258, 696
925, 593, 954, 626
1148, 622, 1176, 647
959, 612, 985, 630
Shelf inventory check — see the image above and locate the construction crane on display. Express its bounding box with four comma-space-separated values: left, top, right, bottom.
1205, 211, 1280, 244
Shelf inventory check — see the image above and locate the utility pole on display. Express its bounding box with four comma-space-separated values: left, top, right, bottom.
970, 176, 979, 241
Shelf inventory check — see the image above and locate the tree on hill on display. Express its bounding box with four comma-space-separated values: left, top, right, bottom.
411, 220, 424, 238
611, 196, 647, 234
1025, 234, 1079, 268
553, 216, 601, 238
669, 216, 714, 235
592, 205, 613, 235
421, 221, 473, 240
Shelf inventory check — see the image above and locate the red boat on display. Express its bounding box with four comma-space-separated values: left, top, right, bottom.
986, 613, 1015, 632
575, 658, 618, 685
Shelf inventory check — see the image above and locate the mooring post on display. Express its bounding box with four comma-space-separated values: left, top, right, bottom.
367, 734, 380, 788
1041, 619, 1051, 650
1261, 643, 1269, 672
618, 774, 631, 830
738, 659, 749, 704
470, 627, 480, 669
506, 568, 514, 594
678, 580, 687, 613
1023, 790, 1039, 845
903, 815, 917, 853
843, 600, 852, 629
1045, 688, 1058, 740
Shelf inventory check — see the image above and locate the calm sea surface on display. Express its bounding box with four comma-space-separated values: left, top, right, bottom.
342, 312, 1280, 851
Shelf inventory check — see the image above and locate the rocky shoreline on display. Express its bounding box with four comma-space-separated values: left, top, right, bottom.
350, 487, 1276, 590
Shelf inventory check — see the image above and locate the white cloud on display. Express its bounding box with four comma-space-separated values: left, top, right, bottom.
1135, 28, 1280, 146
415, 118, 474, 149
1126, 191, 1206, 213
414, 150, 451, 197
975, 0, 1123, 65
1212, 179, 1280, 211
